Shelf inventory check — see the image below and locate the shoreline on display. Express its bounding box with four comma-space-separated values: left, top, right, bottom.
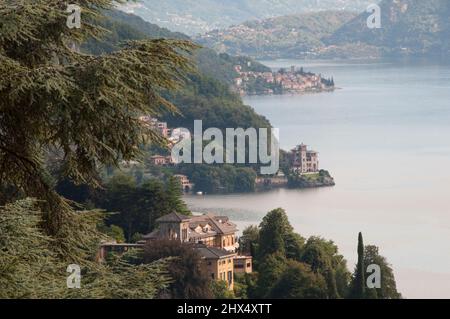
242, 86, 338, 97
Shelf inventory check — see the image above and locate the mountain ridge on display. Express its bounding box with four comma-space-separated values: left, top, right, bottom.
195, 11, 357, 59
121, 0, 376, 35
326, 0, 450, 57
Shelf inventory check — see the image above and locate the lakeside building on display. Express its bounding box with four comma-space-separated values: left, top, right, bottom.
173, 174, 194, 192
98, 212, 252, 290
142, 212, 251, 290
291, 143, 319, 174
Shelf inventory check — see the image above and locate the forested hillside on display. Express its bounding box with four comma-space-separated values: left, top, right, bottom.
196, 11, 357, 59
83, 10, 271, 130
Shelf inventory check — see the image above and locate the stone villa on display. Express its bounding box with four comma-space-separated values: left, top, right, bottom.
173, 175, 194, 193
143, 212, 239, 251
100, 212, 252, 291
141, 212, 251, 290
291, 143, 319, 174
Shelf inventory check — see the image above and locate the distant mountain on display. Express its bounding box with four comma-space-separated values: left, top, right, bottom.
120, 0, 375, 35
196, 11, 357, 59
326, 0, 450, 57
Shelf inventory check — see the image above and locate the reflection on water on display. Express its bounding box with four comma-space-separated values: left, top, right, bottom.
185, 59, 450, 299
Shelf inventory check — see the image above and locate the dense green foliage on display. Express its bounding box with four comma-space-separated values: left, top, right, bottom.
246, 208, 351, 299
287, 170, 336, 189
363, 245, 402, 299
142, 240, 213, 299
195, 50, 270, 86
0, 199, 171, 299
239, 225, 260, 256
349, 232, 366, 299
268, 260, 328, 299
0, 0, 195, 252
97, 174, 190, 241
0, 0, 198, 299
238, 209, 400, 299
177, 164, 257, 194
211, 280, 236, 299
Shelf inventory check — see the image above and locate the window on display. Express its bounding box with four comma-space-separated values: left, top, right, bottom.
227, 271, 233, 285
211, 273, 215, 279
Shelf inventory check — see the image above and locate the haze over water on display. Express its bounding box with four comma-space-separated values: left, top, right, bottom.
185, 59, 450, 299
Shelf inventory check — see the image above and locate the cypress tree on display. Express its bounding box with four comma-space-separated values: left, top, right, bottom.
348, 232, 366, 298
354, 232, 366, 298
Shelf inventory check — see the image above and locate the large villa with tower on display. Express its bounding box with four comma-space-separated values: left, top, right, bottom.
291, 143, 319, 174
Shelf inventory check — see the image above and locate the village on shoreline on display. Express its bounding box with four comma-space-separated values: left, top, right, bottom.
233, 64, 336, 96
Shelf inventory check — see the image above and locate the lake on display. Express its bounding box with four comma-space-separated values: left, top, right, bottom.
184, 59, 450, 299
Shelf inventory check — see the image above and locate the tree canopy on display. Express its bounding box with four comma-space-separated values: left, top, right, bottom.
0, 0, 196, 257
0, 0, 197, 298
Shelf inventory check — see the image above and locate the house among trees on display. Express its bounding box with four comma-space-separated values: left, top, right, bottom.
139, 116, 171, 138
173, 175, 194, 192
150, 155, 174, 166
142, 212, 239, 251
141, 212, 252, 290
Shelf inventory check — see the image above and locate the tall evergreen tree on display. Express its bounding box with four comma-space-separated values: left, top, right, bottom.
0, 199, 171, 298
166, 175, 190, 215
0, 0, 197, 259
350, 232, 366, 299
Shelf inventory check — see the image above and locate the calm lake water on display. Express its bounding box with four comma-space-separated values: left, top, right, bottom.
184, 59, 450, 299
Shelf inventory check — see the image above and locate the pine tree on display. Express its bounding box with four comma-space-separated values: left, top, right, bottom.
0, 0, 197, 259
0, 199, 171, 298
166, 175, 190, 215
